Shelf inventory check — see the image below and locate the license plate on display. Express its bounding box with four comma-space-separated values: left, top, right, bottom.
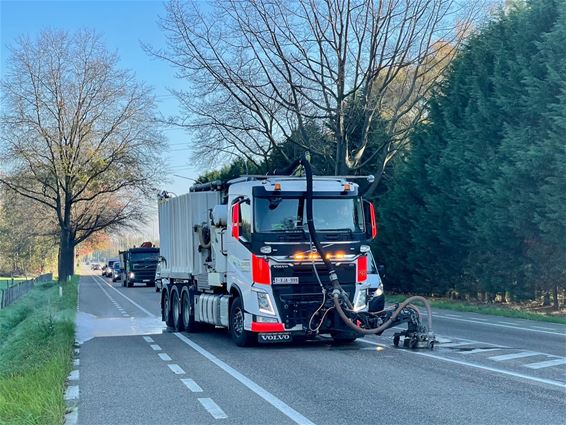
258, 333, 292, 343
273, 277, 299, 284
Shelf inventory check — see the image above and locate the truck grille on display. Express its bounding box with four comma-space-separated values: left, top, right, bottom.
270, 263, 356, 330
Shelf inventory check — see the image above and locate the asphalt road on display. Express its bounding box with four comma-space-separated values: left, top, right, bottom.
75, 269, 566, 425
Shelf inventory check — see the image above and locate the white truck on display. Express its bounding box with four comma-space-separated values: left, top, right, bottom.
157, 168, 383, 346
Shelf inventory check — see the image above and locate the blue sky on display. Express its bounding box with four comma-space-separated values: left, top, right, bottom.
0, 0, 201, 198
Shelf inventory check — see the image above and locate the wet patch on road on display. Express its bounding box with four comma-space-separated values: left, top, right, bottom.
76, 311, 166, 344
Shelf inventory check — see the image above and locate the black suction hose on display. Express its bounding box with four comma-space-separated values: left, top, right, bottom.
274, 157, 433, 335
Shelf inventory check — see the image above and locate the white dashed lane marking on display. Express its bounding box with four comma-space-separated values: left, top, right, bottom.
440, 342, 472, 348
150, 344, 162, 351
489, 352, 541, 362
158, 353, 172, 361
460, 348, 503, 355
524, 358, 566, 369
168, 364, 186, 375
181, 378, 203, 392
175, 333, 316, 425
143, 336, 154, 343
198, 398, 228, 419
360, 339, 566, 389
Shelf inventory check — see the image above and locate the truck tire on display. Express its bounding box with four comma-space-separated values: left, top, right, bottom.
172, 290, 183, 331
162, 290, 174, 328
127, 279, 133, 288
229, 296, 255, 347
180, 290, 200, 333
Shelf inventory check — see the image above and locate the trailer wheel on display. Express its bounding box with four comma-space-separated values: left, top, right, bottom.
229, 297, 255, 347
172, 290, 183, 331
163, 290, 174, 327
181, 291, 200, 333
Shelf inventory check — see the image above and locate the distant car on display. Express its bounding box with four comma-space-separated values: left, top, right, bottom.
91, 263, 100, 270
367, 251, 385, 312
101, 265, 107, 276
154, 262, 162, 292
105, 259, 118, 277
111, 262, 121, 282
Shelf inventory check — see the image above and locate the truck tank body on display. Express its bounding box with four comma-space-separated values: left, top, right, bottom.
158, 191, 222, 279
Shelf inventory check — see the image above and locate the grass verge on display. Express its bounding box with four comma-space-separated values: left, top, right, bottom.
386, 294, 566, 324
0, 277, 77, 425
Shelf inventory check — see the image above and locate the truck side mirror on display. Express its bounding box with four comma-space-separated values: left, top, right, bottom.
363, 200, 377, 240
231, 202, 240, 238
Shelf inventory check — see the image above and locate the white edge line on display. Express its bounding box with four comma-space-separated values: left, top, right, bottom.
174, 332, 315, 425
434, 315, 566, 337
359, 339, 566, 389
64, 385, 79, 400
64, 407, 78, 425
198, 398, 228, 419
93, 275, 156, 317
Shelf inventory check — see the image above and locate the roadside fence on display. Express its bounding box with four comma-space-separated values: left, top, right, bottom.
0, 273, 53, 309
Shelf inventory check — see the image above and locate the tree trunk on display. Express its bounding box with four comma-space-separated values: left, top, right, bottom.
552, 285, 559, 310
542, 290, 550, 306
335, 129, 347, 176
58, 229, 75, 282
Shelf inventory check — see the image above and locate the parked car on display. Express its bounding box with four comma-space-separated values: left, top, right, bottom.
91, 263, 100, 270
101, 265, 108, 276
367, 251, 385, 312
111, 262, 122, 282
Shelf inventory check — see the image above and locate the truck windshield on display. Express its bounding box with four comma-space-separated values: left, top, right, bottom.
130, 252, 159, 262
254, 197, 364, 232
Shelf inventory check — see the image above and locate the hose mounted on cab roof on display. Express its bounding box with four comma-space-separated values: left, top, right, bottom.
272, 157, 436, 348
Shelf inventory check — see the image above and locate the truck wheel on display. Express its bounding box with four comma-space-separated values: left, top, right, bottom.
172, 290, 183, 331
163, 290, 174, 327
181, 291, 200, 333
127, 280, 133, 288
229, 297, 255, 347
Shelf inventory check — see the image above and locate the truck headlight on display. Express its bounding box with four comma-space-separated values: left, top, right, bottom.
373, 282, 384, 297
255, 315, 278, 323
129, 272, 135, 279
256, 291, 275, 315
353, 289, 368, 312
